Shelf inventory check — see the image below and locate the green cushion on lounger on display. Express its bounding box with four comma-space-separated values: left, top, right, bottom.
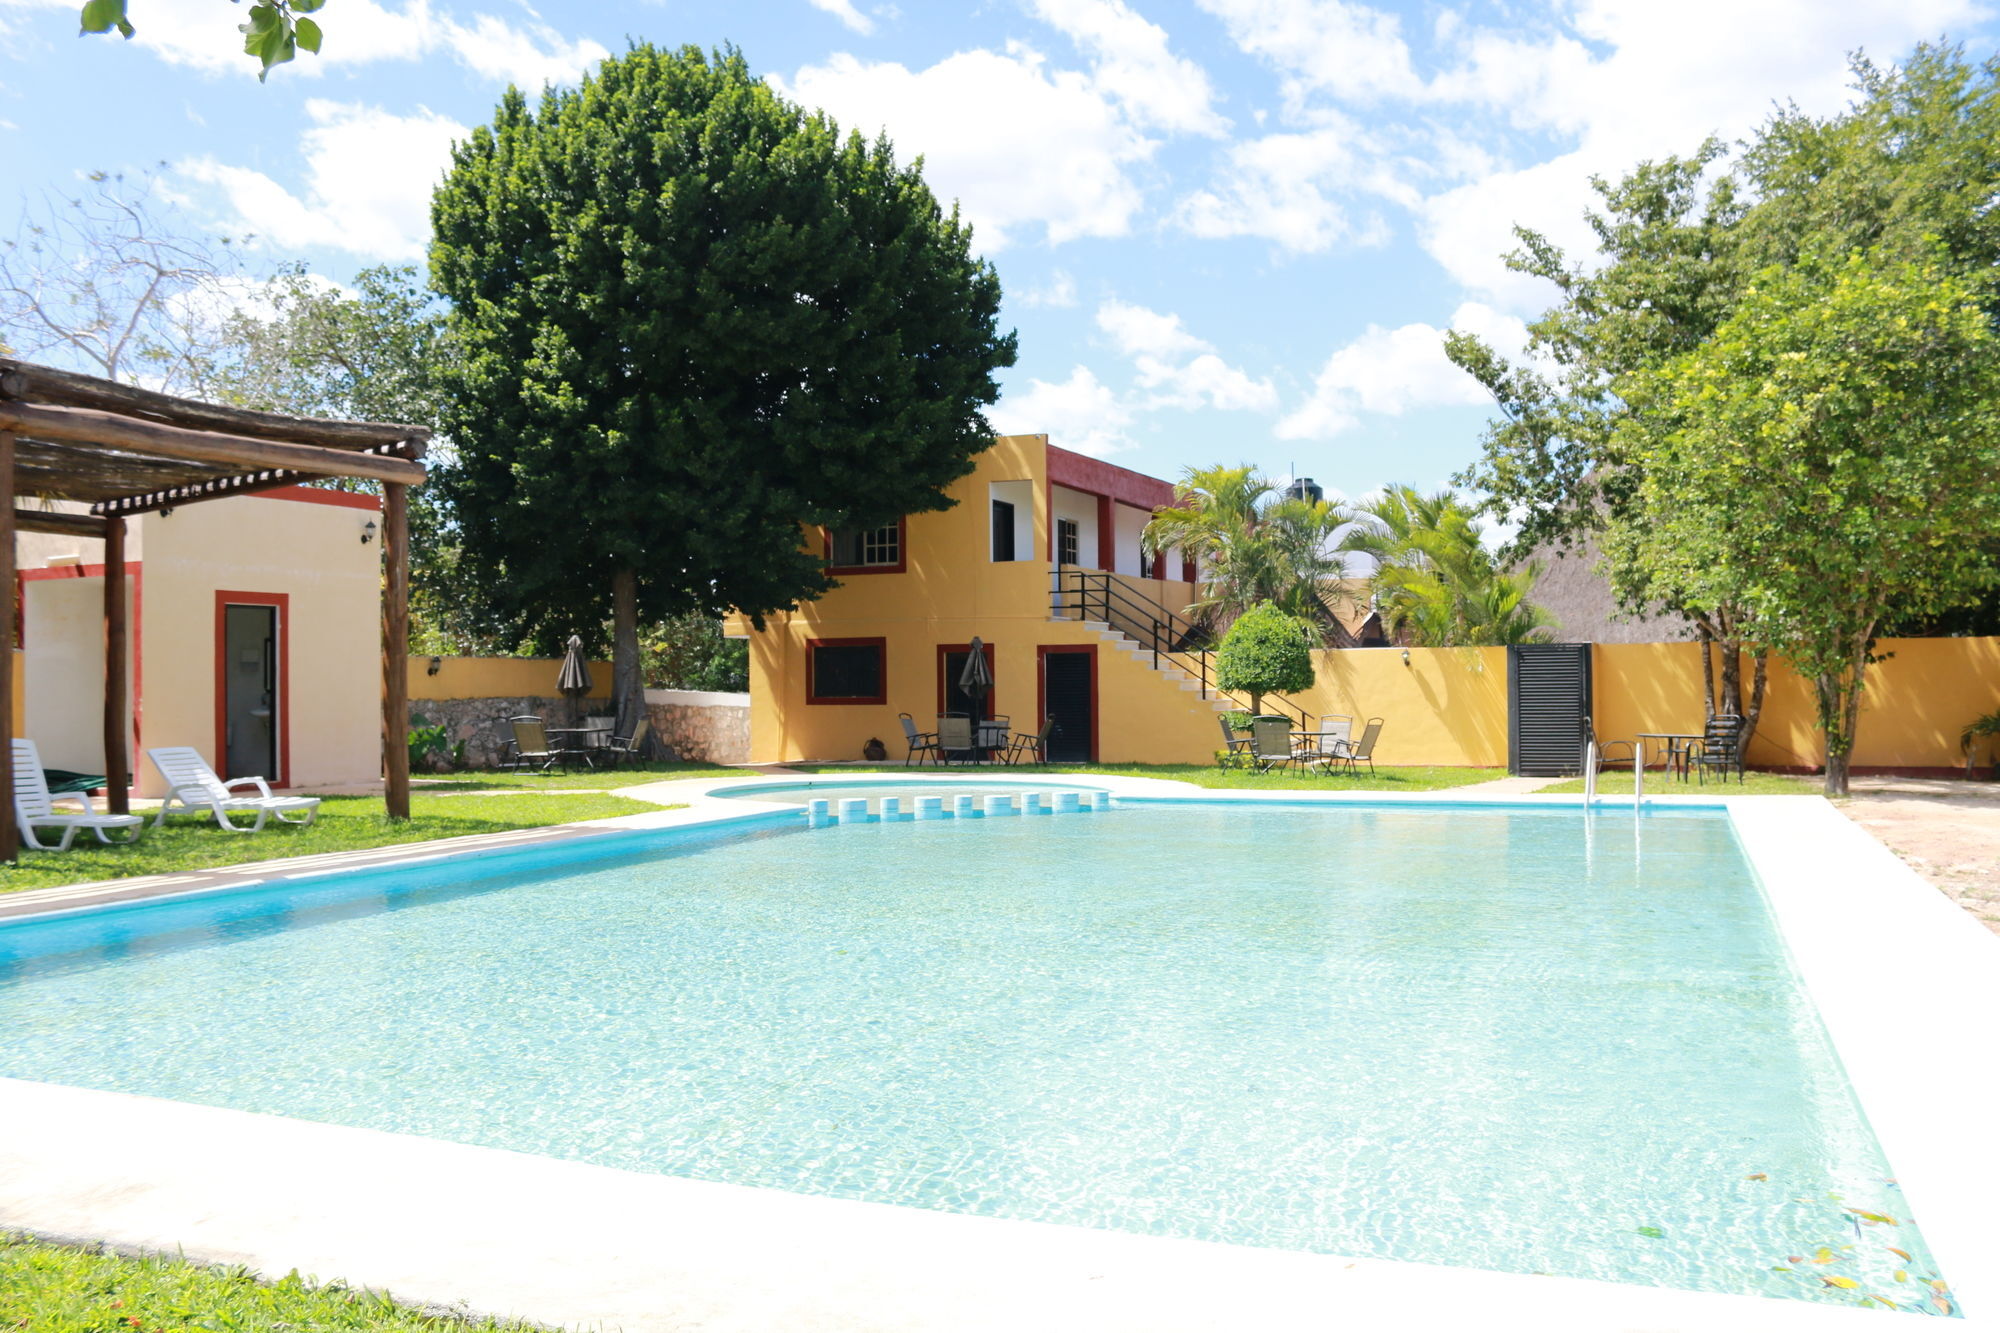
42, 769, 106, 796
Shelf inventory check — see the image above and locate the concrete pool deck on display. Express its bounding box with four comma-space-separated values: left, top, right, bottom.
1, 777, 1996, 1331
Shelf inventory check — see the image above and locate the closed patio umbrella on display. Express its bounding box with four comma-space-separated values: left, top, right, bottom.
959, 635, 993, 759
557, 634, 592, 727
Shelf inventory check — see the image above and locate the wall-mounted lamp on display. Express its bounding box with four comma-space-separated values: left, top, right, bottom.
361, 519, 378, 546
427, 656, 443, 676
1401, 649, 1411, 667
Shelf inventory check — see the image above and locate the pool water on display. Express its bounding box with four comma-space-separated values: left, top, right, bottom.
715, 780, 1106, 805
0, 804, 1942, 1308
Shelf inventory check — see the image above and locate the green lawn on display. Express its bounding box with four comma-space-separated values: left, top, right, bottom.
1540, 769, 1824, 796
781, 761, 1509, 791
0, 1233, 524, 1333
1, 788, 670, 895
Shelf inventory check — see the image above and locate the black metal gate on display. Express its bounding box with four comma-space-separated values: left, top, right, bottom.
1508, 643, 1592, 776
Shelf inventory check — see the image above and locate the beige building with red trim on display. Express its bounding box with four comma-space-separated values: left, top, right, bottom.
16, 485, 385, 797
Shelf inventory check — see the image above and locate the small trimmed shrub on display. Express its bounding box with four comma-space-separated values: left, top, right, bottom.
1215, 603, 1315, 715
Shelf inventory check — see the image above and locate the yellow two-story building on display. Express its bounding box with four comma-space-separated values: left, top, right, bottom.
730, 433, 1254, 766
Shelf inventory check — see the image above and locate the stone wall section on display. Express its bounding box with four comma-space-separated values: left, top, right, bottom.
409, 695, 611, 771
646, 688, 750, 765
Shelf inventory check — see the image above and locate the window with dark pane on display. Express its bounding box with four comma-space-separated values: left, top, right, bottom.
810, 642, 884, 701
828, 524, 900, 568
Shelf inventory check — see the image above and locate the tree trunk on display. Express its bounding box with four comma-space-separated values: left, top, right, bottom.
1743, 650, 1769, 753
1814, 634, 1874, 798
1698, 622, 1716, 720
611, 566, 646, 752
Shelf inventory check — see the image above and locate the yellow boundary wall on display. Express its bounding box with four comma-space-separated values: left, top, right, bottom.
408, 656, 613, 702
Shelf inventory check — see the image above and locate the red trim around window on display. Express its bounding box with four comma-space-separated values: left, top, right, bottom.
823, 518, 909, 575
213, 591, 291, 788
936, 641, 997, 719
1036, 644, 1098, 764
806, 636, 887, 705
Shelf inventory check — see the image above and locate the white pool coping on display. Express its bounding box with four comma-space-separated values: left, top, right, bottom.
1, 776, 1995, 1331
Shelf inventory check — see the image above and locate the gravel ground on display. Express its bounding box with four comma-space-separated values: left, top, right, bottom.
1840, 776, 2000, 936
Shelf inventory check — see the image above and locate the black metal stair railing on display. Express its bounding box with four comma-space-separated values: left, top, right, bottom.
1049, 565, 1312, 729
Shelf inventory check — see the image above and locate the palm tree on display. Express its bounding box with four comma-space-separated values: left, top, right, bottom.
1341, 485, 1556, 646
1141, 466, 1355, 643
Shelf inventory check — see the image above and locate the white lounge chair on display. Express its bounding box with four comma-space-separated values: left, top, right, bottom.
12, 739, 144, 851
146, 746, 321, 833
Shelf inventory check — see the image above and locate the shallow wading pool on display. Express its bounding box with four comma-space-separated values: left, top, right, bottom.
0, 801, 1945, 1311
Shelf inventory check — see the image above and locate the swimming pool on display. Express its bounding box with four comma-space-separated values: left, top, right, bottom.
714, 778, 1109, 805
0, 801, 1946, 1311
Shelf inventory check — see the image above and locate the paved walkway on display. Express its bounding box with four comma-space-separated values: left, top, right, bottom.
1842, 776, 2000, 937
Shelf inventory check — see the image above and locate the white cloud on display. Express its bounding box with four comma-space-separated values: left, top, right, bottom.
178, 100, 466, 261
1095, 298, 1207, 361
439, 11, 608, 88
1276, 302, 1514, 440
990, 366, 1136, 458
1029, 0, 1226, 135
774, 46, 1153, 249
1094, 299, 1277, 413
1136, 352, 1278, 412
1196, 0, 1423, 109
1173, 120, 1404, 253
49, 0, 606, 86
806, 0, 875, 35
1017, 269, 1079, 308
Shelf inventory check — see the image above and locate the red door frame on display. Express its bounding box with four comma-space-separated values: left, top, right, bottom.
214, 591, 290, 787
1036, 644, 1098, 763
937, 641, 998, 719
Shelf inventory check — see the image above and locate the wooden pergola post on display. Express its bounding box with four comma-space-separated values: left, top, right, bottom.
103, 516, 129, 815
382, 480, 411, 820
0, 430, 15, 862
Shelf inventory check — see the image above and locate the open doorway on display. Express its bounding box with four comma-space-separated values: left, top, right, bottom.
218, 596, 285, 783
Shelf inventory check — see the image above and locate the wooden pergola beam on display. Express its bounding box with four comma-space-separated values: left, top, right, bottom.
0, 358, 430, 455
14, 508, 108, 538
0, 402, 426, 491
93, 444, 418, 518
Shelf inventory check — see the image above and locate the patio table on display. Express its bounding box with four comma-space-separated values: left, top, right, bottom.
1634, 731, 1704, 781
544, 727, 612, 770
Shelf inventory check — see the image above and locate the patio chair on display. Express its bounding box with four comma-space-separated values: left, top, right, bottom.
1581, 717, 1635, 774
1217, 715, 1253, 766
1004, 718, 1056, 765
497, 714, 542, 771
145, 746, 321, 833
12, 739, 144, 851
899, 713, 940, 766
937, 715, 976, 765
1327, 718, 1384, 778
978, 715, 1011, 760
1691, 713, 1746, 786
606, 717, 650, 769
1249, 716, 1299, 772
1294, 715, 1352, 774
509, 718, 565, 774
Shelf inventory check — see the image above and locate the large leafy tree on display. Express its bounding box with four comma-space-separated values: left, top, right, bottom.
1340, 486, 1554, 647
207, 265, 520, 655
1214, 603, 1316, 717
1624, 248, 2000, 796
1449, 45, 2000, 748
431, 44, 1016, 735
1140, 465, 1351, 643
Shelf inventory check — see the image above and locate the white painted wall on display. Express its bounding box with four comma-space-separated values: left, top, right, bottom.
987, 480, 1034, 562
1114, 502, 1151, 577
138, 493, 382, 794
22, 576, 134, 776
1049, 485, 1100, 568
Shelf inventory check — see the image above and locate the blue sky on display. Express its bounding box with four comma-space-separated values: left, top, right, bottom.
3, 0, 1995, 501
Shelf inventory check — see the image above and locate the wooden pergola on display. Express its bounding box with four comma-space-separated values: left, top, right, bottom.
0, 357, 429, 860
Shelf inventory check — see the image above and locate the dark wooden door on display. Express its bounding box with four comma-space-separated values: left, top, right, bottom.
1043, 651, 1094, 762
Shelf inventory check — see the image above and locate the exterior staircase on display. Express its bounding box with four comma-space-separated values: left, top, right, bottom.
1072, 619, 1238, 714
